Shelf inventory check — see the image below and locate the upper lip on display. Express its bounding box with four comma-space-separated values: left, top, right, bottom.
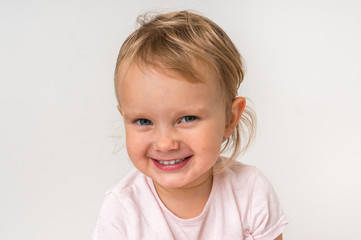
149, 155, 191, 161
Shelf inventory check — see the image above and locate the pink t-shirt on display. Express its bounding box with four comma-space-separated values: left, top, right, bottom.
94, 163, 288, 240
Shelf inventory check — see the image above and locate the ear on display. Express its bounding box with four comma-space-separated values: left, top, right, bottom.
117, 105, 123, 116
224, 97, 246, 139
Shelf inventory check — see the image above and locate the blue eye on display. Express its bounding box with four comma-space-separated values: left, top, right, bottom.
135, 119, 152, 126
180, 116, 197, 123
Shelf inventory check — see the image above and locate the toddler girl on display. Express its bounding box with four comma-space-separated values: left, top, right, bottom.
94, 10, 288, 240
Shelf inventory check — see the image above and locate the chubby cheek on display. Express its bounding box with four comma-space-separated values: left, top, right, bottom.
188, 124, 224, 161
124, 128, 149, 164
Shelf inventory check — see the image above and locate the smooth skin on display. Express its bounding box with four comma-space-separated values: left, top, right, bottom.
117, 63, 283, 239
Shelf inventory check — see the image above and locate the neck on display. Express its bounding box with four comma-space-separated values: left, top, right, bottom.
153, 170, 213, 219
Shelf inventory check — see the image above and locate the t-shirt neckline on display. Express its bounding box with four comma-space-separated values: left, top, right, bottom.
146, 172, 218, 225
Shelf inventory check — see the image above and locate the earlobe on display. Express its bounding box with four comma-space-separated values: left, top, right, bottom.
224, 97, 246, 138
117, 105, 123, 116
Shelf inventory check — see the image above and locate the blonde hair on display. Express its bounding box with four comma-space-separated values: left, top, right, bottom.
114, 10, 256, 173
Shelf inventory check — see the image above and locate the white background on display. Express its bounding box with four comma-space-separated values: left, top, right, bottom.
1, 0, 360, 239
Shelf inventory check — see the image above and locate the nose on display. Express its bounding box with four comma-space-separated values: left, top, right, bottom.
153, 127, 179, 152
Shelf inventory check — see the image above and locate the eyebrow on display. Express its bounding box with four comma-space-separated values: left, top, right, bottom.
123, 113, 143, 120
175, 108, 208, 117
123, 107, 209, 120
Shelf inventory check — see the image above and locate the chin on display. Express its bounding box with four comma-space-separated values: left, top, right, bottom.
153, 178, 187, 189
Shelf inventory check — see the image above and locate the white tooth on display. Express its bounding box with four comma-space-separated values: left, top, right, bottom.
157, 158, 188, 165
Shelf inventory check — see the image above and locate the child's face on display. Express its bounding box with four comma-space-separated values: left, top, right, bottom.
118, 63, 228, 190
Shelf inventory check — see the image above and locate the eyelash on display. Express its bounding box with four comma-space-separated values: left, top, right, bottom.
133, 116, 198, 126
134, 119, 152, 126
179, 116, 198, 123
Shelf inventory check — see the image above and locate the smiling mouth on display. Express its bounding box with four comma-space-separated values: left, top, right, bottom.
154, 156, 191, 165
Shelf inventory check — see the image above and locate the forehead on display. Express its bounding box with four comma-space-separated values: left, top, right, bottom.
118, 63, 224, 112
120, 60, 221, 93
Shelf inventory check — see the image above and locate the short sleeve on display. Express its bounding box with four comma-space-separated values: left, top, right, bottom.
93, 192, 126, 240
248, 169, 289, 240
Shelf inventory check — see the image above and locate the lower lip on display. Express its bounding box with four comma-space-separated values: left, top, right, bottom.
151, 156, 191, 171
